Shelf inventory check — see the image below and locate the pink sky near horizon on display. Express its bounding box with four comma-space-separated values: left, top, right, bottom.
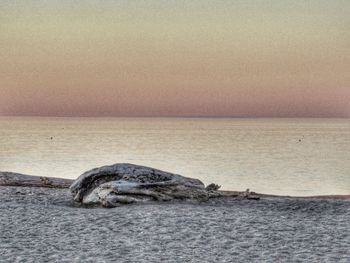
1, 1, 349, 117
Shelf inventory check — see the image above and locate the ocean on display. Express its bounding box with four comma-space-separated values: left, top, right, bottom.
0, 117, 349, 196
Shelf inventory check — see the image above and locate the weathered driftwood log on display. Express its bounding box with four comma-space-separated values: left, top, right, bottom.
0, 165, 261, 205
0, 172, 73, 188
70, 163, 223, 207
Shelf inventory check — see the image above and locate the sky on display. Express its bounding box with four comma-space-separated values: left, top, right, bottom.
0, 0, 349, 117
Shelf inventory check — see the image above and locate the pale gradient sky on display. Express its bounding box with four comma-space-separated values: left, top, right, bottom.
1, 0, 349, 117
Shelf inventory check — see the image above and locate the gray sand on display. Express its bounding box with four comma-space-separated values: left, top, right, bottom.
0, 187, 349, 263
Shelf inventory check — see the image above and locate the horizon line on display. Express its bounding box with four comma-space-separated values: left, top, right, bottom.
0, 114, 349, 119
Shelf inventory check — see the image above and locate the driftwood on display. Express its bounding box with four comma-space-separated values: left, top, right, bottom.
70, 163, 220, 207
0, 166, 261, 207
0, 172, 73, 188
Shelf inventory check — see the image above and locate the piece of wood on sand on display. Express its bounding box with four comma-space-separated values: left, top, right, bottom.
0, 171, 73, 188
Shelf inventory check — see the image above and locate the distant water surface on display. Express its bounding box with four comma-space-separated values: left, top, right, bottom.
0, 117, 349, 196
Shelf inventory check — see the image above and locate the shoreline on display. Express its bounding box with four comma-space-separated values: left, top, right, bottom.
217, 191, 350, 200
1, 171, 349, 200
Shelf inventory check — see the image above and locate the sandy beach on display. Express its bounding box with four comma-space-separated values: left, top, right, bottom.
1, 186, 349, 262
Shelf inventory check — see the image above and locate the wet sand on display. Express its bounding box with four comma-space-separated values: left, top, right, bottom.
1, 186, 349, 263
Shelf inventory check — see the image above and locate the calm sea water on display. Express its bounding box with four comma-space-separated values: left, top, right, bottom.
0, 117, 349, 196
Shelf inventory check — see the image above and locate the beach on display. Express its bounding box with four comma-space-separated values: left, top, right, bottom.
1, 186, 349, 262
1, 117, 349, 262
